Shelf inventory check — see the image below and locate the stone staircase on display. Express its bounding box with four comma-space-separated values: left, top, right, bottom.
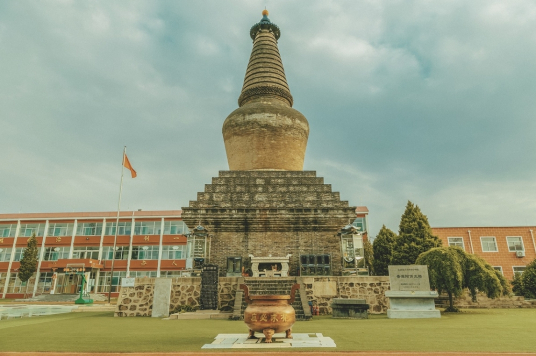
232, 277, 312, 321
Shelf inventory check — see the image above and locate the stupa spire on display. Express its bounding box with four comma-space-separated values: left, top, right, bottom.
223, 11, 309, 171
238, 10, 293, 107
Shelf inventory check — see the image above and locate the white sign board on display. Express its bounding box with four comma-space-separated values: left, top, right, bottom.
121, 277, 135, 287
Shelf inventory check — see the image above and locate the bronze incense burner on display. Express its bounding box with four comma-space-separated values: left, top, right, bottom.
240, 283, 300, 343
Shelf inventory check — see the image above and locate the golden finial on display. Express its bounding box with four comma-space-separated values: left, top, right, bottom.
262, 9, 269, 16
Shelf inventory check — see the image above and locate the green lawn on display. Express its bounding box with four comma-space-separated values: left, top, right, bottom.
1, 309, 536, 352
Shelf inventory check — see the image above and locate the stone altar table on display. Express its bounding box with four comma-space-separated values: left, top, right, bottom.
249, 254, 291, 277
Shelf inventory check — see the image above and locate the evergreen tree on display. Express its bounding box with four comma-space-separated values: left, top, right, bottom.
511, 272, 524, 296
363, 239, 374, 275
372, 225, 396, 276
416, 246, 507, 312
18, 233, 38, 283
391, 201, 441, 265
521, 258, 536, 299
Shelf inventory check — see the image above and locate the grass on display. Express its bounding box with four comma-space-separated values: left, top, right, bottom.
1, 309, 536, 352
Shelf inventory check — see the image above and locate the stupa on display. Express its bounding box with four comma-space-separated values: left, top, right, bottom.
182, 10, 358, 276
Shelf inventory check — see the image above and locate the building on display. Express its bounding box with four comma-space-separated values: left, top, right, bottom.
433, 226, 536, 280
0, 207, 368, 299
0, 211, 188, 298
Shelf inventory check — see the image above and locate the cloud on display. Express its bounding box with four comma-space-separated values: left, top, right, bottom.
0, 0, 535, 238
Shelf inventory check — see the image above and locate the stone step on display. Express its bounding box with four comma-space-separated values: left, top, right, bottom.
218, 171, 318, 178
212, 177, 325, 185
205, 184, 333, 193
196, 192, 342, 202
188, 200, 350, 209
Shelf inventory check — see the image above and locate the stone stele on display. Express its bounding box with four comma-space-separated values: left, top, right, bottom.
385, 265, 440, 319
152, 278, 172, 318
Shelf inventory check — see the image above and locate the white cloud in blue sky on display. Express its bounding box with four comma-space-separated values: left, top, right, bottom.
1, 0, 535, 236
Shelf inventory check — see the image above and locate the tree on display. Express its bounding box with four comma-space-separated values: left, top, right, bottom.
372, 225, 396, 276
391, 201, 441, 265
416, 246, 507, 312
18, 233, 38, 284
363, 239, 374, 275
520, 258, 536, 299
511, 272, 524, 296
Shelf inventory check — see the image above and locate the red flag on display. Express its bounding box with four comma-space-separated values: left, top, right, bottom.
123, 153, 137, 178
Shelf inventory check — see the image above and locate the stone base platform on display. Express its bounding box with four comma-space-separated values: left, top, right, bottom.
386, 291, 441, 319
202, 333, 336, 349
169, 310, 232, 320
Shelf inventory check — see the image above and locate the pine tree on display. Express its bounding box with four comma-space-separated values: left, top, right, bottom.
391, 201, 441, 265
372, 225, 396, 276
18, 232, 38, 283
521, 258, 536, 299
363, 239, 374, 275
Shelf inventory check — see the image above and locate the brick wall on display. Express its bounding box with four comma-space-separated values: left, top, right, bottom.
433, 226, 536, 280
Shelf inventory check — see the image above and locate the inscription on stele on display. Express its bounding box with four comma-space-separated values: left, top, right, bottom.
388, 265, 430, 292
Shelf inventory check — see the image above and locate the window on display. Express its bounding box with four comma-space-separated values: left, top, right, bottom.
0, 248, 12, 262
507, 236, 524, 252
0, 224, 16, 237
493, 266, 503, 275
160, 271, 188, 278
105, 222, 132, 236
19, 223, 45, 237
448, 237, 465, 250
76, 223, 103, 236
129, 271, 157, 278
161, 245, 185, 260
0, 272, 6, 294
352, 218, 367, 233
131, 245, 159, 260
43, 247, 69, 261
227, 257, 242, 274
48, 223, 74, 237
6, 272, 31, 293
513, 266, 526, 276
96, 271, 126, 293
481, 237, 498, 252
134, 221, 160, 235
102, 246, 130, 260
72, 246, 99, 259
163, 220, 189, 235
13, 248, 25, 262
38, 272, 54, 292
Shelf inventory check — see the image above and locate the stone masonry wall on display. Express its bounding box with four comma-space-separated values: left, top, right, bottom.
211, 230, 344, 277
452, 291, 536, 309
115, 277, 201, 317
219, 277, 240, 312
302, 276, 391, 315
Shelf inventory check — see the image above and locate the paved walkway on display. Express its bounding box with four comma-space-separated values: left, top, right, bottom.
3, 352, 536, 356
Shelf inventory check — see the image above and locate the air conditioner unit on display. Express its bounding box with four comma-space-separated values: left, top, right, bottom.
516, 250, 525, 258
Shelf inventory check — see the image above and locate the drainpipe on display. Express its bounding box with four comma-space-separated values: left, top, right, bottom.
530, 229, 536, 254
467, 230, 474, 254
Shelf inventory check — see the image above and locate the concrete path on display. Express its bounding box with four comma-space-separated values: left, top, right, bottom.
3, 352, 536, 356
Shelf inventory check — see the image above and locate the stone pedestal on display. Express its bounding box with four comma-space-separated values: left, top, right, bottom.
182, 171, 357, 276
385, 291, 440, 319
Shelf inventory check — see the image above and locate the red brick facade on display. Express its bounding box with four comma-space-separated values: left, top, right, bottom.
432, 226, 536, 280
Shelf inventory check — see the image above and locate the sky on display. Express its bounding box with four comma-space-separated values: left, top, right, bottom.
1, 0, 535, 238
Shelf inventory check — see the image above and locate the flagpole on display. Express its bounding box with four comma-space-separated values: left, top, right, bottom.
108, 146, 126, 304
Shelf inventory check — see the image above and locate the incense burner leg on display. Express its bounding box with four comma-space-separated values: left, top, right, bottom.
263, 328, 275, 343
285, 328, 293, 339
248, 329, 257, 339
